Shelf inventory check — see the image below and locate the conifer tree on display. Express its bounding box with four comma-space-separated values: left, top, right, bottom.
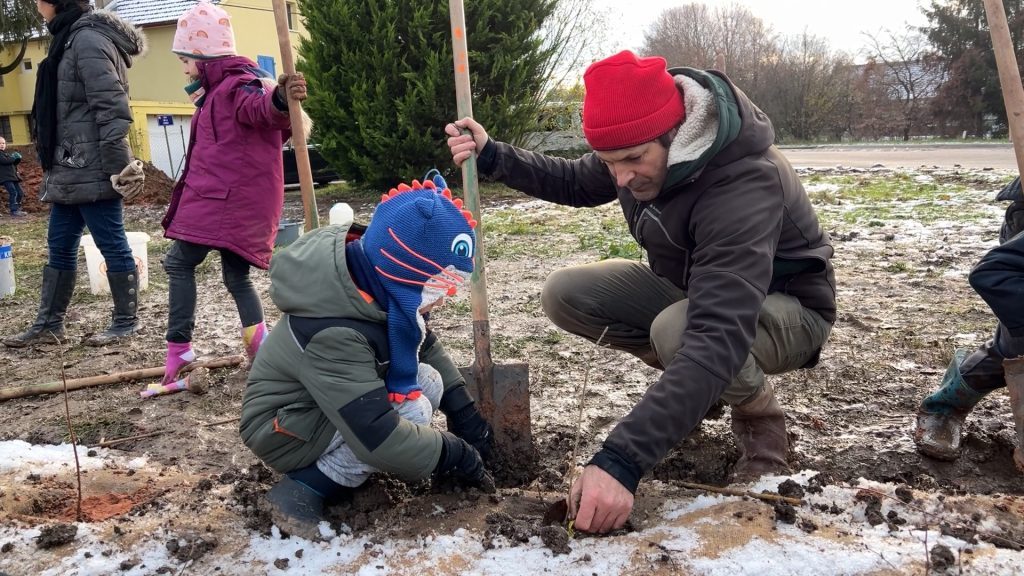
297, 0, 556, 188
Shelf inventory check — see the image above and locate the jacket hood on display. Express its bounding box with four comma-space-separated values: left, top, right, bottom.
73, 10, 148, 64
663, 68, 774, 189
269, 225, 386, 323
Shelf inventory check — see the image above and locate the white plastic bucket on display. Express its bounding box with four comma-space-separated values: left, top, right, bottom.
80, 232, 150, 295
0, 238, 14, 298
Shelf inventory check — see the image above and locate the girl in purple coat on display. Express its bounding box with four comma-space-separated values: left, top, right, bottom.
158, 1, 309, 391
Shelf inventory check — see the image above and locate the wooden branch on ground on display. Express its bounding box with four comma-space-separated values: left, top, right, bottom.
96, 416, 241, 448
678, 481, 803, 506
0, 355, 246, 401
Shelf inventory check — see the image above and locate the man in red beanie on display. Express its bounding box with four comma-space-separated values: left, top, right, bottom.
445, 50, 835, 533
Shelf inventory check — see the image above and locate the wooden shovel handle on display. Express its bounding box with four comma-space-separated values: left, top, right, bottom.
449, 0, 494, 374
983, 0, 1024, 176
271, 0, 319, 232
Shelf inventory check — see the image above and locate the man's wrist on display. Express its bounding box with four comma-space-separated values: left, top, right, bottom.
588, 445, 643, 494
477, 138, 497, 174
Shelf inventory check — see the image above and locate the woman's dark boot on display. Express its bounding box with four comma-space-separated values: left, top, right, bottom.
3, 266, 76, 347
85, 269, 139, 346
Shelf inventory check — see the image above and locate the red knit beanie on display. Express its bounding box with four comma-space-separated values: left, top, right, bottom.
582, 51, 686, 151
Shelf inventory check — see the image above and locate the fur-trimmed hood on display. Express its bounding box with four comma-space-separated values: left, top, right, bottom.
71, 9, 148, 65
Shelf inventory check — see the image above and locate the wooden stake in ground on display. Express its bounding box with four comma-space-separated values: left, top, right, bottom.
271, 0, 319, 232
0, 355, 245, 401
55, 334, 83, 522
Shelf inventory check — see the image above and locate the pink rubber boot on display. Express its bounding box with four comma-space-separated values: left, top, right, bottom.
242, 322, 268, 364
162, 341, 196, 385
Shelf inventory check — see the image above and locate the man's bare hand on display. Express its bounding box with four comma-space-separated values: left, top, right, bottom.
569, 465, 634, 533
444, 117, 489, 166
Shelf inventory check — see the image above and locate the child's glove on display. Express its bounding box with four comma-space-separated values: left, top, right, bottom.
276, 72, 307, 103
440, 381, 494, 462
447, 403, 494, 462
11, 152, 21, 161
435, 431, 496, 493
110, 160, 145, 201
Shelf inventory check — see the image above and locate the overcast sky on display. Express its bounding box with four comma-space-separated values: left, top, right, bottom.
589, 0, 931, 60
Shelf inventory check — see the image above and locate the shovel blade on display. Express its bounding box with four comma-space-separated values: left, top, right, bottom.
460, 363, 536, 485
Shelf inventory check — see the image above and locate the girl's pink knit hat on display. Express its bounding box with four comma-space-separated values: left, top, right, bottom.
172, 1, 237, 59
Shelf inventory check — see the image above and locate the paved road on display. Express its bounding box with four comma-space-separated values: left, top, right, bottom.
780, 144, 1017, 171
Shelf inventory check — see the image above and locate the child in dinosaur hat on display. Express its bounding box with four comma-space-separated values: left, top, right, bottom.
240, 175, 495, 540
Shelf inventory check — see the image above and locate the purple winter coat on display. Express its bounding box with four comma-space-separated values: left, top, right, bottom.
162, 56, 291, 269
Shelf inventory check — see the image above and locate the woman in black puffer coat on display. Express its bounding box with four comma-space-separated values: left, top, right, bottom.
4, 0, 147, 348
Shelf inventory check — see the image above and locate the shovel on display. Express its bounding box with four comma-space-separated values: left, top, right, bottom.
448, 0, 534, 485
984, 0, 1024, 473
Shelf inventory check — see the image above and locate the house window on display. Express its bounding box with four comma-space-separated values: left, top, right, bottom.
286, 2, 296, 30
0, 117, 13, 143
257, 55, 276, 78
22, 60, 31, 71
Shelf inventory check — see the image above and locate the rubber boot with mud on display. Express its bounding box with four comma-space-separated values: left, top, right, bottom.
85, 270, 139, 346
1001, 357, 1024, 472
265, 476, 326, 540
914, 350, 986, 461
3, 266, 76, 348
730, 383, 791, 483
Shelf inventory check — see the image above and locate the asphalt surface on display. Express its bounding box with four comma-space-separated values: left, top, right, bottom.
780, 143, 1018, 171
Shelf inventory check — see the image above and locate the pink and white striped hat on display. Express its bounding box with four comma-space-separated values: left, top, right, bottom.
172, 1, 237, 59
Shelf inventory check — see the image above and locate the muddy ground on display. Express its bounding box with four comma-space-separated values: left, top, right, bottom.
0, 165, 1022, 573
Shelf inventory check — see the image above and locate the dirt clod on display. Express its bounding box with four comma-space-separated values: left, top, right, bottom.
855, 491, 885, 526
929, 543, 955, 572
274, 558, 289, 569
539, 525, 570, 555
167, 534, 218, 563
195, 478, 214, 492
772, 501, 797, 524
777, 479, 805, 499
894, 485, 914, 503
35, 524, 77, 549
118, 558, 137, 571
0, 543, 12, 553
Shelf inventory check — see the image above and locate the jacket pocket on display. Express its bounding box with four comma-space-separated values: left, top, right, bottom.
195, 186, 230, 200
56, 137, 89, 169
272, 401, 322, 442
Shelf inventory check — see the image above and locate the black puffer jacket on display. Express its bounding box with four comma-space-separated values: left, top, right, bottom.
40, 10, 146, 204
0, 151, 21, 183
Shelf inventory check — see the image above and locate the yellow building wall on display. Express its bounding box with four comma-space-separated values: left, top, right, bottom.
1, 0, 308, 153
0, 39, 50, 145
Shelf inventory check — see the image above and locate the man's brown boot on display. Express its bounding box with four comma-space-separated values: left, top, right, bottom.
730, 383, 791, 483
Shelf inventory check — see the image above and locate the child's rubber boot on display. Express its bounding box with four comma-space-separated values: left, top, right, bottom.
142, 342, 196, 398
265, 476, 326, 541
242, 322, 268, 365
914, 349, 986, 461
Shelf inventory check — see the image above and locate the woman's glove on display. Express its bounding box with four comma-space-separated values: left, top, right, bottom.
110, 160, 146, 201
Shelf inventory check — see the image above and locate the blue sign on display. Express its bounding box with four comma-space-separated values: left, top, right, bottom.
157, 115, 174, 126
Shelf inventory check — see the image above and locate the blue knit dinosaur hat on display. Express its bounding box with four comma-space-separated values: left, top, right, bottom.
362, 175, 477, 402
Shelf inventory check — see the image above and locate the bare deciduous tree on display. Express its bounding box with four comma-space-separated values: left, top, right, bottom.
862, 27, 944, 140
